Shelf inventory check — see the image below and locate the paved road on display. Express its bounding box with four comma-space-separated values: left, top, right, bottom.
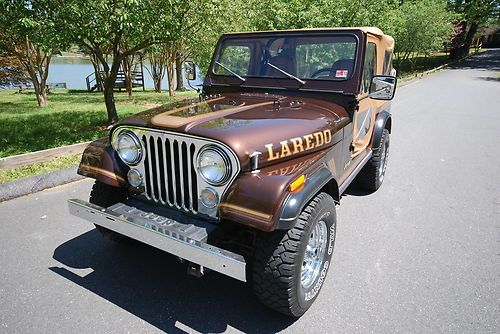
1, 50, 499, 334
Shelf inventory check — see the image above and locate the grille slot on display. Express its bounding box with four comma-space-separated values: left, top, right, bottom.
142, 134, 199, 214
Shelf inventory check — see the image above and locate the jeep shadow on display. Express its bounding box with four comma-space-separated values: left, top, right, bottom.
50, 230, 295, 333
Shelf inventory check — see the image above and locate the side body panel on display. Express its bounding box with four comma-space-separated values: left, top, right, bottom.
350, 32, 394, 158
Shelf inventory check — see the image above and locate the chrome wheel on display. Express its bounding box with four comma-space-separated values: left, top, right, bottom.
253, 192, 336, 317
301, 220, 328, 289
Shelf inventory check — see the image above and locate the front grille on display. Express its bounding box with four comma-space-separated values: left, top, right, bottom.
141, 134, 199, 213
113, 126, 240, 219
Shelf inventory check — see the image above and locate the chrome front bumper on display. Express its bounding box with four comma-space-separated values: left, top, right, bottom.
67, 198, 246, 282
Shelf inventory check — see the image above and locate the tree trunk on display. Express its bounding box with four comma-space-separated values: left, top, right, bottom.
16, 38, 51, 107
149, 54, 164, 93
152, 63, 163, 93
90, 54, 103, 91
102, 63, 120, 125
450, 21, 467, 59
166, 61, 175, 97
36, 82, 48, 106
103, 82, 118, 124
153, 74, 162, 93
29, 75, 48, 107
175, 54, 184, 91
461, 23, 478, 57
410, 54, 417, 72
122, 54, 135, 97
26, 69, 48, 107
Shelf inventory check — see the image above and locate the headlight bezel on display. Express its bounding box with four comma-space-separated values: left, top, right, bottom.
196, 145, 232, 186
113, 129, 143, 165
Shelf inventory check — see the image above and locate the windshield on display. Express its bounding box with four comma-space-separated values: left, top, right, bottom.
212, 35, 357, 82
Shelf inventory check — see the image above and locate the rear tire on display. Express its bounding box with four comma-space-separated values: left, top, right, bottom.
89, 181, 129, 242
252, 192, 336, 317
356, 129, 390, 191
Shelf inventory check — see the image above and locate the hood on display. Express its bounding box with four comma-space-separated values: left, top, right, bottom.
117, 93, 350, 171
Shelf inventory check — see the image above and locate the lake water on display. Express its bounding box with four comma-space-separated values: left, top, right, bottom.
47, 57, 203, 90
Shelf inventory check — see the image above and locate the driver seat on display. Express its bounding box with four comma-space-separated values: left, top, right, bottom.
329, 59, 355, 78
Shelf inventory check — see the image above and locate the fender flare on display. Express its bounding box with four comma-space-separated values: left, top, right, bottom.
77, 138, 129, 187
372, 110, 392, 149
276, 166, 338, 230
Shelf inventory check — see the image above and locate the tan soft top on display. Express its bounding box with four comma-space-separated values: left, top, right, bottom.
224, 26, 394, 52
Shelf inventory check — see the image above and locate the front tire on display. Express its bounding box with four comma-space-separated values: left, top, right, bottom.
89, 181, 129, 242
252, 192, 336, 317
356, 128, 390, 191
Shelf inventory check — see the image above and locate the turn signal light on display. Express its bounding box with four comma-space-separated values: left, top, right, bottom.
289, 175, 306, 193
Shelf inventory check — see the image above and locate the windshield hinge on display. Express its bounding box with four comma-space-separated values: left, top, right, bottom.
273, 99, 280, 110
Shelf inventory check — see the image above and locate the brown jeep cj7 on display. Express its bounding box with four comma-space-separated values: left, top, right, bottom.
69, 27, 396, 317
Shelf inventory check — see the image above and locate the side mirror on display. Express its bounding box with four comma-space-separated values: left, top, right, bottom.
184, 61, 196, 81
369, 75, 397, 100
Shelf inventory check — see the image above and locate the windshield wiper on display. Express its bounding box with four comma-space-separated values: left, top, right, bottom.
215, 61, 246, 82
266, 61, 306, 85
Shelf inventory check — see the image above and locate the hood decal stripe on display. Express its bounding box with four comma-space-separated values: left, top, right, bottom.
151, 101, 275, 129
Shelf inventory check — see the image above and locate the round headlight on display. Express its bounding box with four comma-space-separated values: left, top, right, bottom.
115, 130, 142, 165
197, 145, 231, 185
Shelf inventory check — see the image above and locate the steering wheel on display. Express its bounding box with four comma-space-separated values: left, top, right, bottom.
311, 67, 332, 78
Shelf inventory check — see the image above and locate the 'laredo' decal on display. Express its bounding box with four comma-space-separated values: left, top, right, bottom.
265, 129, 332, 161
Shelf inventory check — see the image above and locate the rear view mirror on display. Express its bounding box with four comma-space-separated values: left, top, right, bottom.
369, 75, 397, 100
184, 61, 196, 81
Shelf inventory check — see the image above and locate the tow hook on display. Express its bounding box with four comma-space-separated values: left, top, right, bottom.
187, 262, 205, 278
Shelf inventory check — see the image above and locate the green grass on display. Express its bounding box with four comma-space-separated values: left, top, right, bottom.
0, 153, 82, 184
396, 49, 486, 78
0, 89, 197, 158
396, 53, 450, 77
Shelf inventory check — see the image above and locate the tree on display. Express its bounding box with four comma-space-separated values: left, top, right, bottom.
143, 0, 240, 96
146, 45, 166, 93
0, 55, 30, 87
163, 43, 177, 96
449, 0, 500, 58
175, 52, 185, 91
185, 0, 247, 72
388, 0, 453, 70
122, 54, 133, 97
243, 0, 456, 72
244, 0, 395, 31
0, 0, 64, 106
89, 52, 107, 92
59, 0, 190, 124
244, 0, 326, 30
145, 43, 181, 97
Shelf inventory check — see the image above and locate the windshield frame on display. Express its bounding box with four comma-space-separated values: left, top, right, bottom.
206, 30, 364, 94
